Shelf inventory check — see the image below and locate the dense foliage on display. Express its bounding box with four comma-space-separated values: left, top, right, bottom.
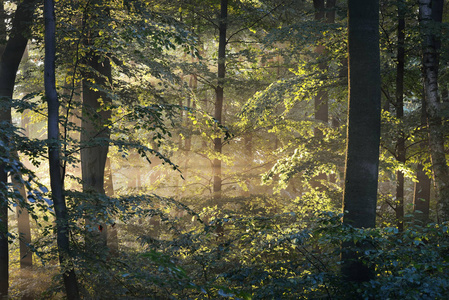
1, 0, 449, 298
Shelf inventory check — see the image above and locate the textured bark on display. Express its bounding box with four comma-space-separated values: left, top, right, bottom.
395, 0, 406, 232
419, 0, 449, 221
341, 0, 381, 282
81, 57, 111, 195
0, 0, 36, 295
213, 0, 228, 199
44, 0, 80, 297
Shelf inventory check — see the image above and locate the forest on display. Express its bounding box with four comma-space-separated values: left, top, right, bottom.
1, 0, 449, 298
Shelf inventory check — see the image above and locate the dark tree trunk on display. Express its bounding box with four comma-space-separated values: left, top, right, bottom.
0, 1, 7, 295
419, 0, 449, 221
0, 165, 7, 298
81, 56, 111, 195
341, 0, 381, 283
414, 163, 431, 223
395, 0, 406, 232
0, 0, 36, 295
44, 0, 80, 298
81, 1, 112, 246
213, 0, 227, 199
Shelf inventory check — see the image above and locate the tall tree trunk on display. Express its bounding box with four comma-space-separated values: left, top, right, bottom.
413, 95, 431, 224
0, 0, 36, 295
104, 157, 118, 256
311, 0, 335, 189
44, 0, 80, 297
81, 2, 112, 247
81, 63, 111, 193
183, 74, 195, 181
15, 37, 32, 271
419, 0, 449, 222
13, 170, 32, 268
312, 0, 333, 128
395, 0, 406, 231
414, 163, 431, 223
213, 0, 227, 199
341, 0, 381, 283
0, 1, 7, 295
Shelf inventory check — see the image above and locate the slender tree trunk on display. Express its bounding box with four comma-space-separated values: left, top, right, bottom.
213, 0, 227, 199
44, 0, 80, 297
13, 171, 32, 268
104, 157, 118, 256
312, 0, 327, 191
413, 95, 431, 224
341, 0, 381, 283
0, 1, 7, 295
0, 165, 7, 298
15, 39, 32, 271
395, 0, 406, 231
311, 0, 335, 189
419, 0, 449, 222
0, 0, 36, 295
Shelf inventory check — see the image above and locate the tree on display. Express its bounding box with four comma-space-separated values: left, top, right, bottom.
213, 0, 228, 198
419, 0, 449, 222
80, 0, 112, 247
44, 0, 80, 297
0, 0, 37, 295
311, 0, 336, 190
413, 95, 431, 223
341, 0, 381, 282
13, 173, 33, 268
395, 0, 406, 231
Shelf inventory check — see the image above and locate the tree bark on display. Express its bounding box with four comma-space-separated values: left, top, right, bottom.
44, 0, 80, 297
13, 170, 32, 268
15, 38, 32, 271
419, 0, 449, 222
81, 2, 112, 247
81, 56, 111, 195
213, 0, 227, 199
395, 0, 406, 232
341, 0, 381, 283
0, 0, 37, 295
